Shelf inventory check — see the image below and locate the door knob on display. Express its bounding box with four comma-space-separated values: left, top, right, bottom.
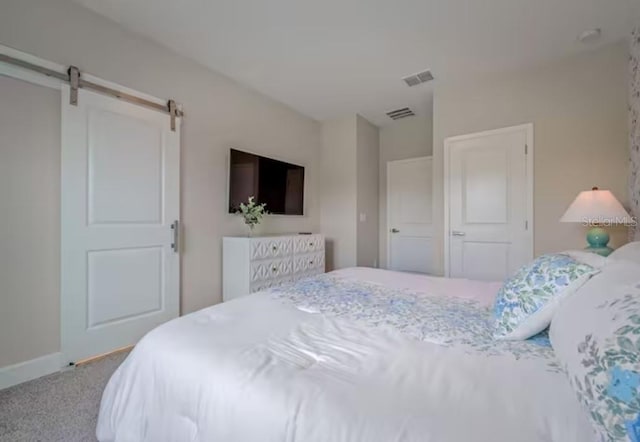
451, 230, 466, 236
391, 228, 400, 233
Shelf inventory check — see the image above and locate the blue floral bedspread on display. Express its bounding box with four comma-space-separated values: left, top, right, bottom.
270, 274, 560, 370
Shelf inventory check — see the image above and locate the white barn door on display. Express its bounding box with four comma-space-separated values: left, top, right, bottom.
61, 85, 180, 363
445, 124, 533, 281
387, 157, 434, 274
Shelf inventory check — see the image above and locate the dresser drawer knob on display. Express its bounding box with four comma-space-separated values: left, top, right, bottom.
308, 242, 313, 247
309, 260, 314, 265
272, 266, 277, 272
272, 245, 278, 251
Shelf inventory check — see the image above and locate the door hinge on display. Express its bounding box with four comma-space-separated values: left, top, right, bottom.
525, 220, 529, 230
525, 144, 528, 155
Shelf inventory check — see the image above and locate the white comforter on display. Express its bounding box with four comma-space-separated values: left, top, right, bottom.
97, 268, 594, 442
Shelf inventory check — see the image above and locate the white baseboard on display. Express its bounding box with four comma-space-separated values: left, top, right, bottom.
0, 352, 63, 390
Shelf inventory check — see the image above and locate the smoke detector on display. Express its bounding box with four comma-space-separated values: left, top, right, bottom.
386, 107, 415, 120
402, 70, 434, 87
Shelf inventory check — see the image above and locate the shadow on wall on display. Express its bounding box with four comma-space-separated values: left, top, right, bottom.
325, 240, 335, 272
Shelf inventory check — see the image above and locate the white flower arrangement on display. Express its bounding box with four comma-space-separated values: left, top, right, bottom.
237, 196, 267, 235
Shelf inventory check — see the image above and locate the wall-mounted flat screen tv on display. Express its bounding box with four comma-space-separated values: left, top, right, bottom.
228, 149, 305, 215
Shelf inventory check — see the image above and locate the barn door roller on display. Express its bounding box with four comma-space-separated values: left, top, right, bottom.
0, 53, 182, 131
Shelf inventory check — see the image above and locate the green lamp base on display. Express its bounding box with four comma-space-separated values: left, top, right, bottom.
585, 226, 613, 257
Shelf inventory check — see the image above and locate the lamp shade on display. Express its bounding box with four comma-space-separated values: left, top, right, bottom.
560, 188, 632, 225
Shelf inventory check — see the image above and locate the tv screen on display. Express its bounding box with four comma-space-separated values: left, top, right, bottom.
228, 149, 305, 215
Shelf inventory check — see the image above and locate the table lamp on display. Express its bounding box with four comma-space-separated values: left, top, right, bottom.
560, 187, 632, 256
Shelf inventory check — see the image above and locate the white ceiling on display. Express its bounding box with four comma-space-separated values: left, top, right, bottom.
74, 0, 640, 126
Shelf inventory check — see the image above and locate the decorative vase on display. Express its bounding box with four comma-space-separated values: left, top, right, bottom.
237, 196, 266, 237
585, 226, 612, 256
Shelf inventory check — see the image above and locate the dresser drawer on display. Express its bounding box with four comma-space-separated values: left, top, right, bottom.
293, 251, 325, 274
250, 237, 293, 260
223, 234, 324, 302
291, 268, 323, 283
293, 234, 324, 254
250, 276, 293, 293
250, 258, 293, 284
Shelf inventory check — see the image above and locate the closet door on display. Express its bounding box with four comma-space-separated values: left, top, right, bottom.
446, 124, 532, 281
61, 85, 180, 363
387, 157, 434, 274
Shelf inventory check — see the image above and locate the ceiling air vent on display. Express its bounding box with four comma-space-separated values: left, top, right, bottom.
402, 69, 434, 87
386, 107, 415, 120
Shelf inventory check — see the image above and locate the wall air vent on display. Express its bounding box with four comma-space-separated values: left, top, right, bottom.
386, 107, 415, 120
402, 69, 434, 87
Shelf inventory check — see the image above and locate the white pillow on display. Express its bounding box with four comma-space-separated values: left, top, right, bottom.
608, 241, 640, 264
551, 260, 640, 344
563, 250, 609, 269
550, 260, 640, 441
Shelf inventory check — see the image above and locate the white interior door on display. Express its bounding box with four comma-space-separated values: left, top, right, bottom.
387, 157, 434, 274
61, 85, 180, 363
446, 124, 533, 281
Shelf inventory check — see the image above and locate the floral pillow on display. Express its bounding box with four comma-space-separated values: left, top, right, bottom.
493, 253, 598, 340
550, 260, 640, 441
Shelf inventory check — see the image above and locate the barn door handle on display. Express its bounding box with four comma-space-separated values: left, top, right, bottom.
391, 228, 400, 233
451, 230, 466, 236
171, 220, 180, 253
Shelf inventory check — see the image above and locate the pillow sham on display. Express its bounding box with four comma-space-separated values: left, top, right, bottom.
550, 260, 640, 442
609, 241, 640, 264
493, 253, 598, 340
564, 250, 609, 270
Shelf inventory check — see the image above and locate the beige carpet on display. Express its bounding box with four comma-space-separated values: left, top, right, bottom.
0, 351, 128, 442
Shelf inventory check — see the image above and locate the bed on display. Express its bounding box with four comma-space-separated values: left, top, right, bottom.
96, 267, 594, 442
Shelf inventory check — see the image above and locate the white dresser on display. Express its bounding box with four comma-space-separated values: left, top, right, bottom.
222, 234, 325, 302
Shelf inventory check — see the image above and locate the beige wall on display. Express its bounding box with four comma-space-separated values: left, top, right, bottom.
320, 116, 358, 270
320, 114, 379, 270
356, 115, 380, 267
432, 42, 629, 275
0, 76, 61, 368
0, 0, 321, 367
378, 115, 433, 268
